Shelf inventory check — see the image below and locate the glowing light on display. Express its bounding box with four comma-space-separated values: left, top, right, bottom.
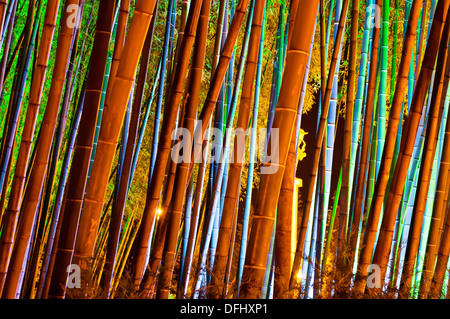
156, 207, 162, 219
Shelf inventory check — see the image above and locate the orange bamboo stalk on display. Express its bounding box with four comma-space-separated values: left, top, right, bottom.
70, 0, 158, 280
352, 0, 423, 295
399, 1, 450, 296
419, 48, 450, 297
289, 0, 350, 294
152, 0, 212, 298
238, 0, 320, 299
142, 0, 204, 299
430, 182, 450, 298
336, 0, 359, 280
47, 0, 118, 299
0, 0, 60, 294
102, 7, 157, 297
207, 0, 266, 299
131, 0, 251, 288
1, 0, 82, 299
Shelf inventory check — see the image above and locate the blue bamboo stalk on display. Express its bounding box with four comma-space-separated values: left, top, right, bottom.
36, 85, 85, 299
149, 0, 175, 180
129, 58, 161, 185
0, 1, 39, 202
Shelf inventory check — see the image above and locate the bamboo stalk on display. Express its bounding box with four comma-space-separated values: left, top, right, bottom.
2, 0, 83, 299
353, 0, 423, 295
47, 0, 118, 298
151, 0, 209, 299
131, 0, 251, 289
400, 2, 450, 296
289, 0, 349, 294
102, 7, 157, 298
70, 0, 158, 290
0, 0, 59, 295
238, 0, 319, 299
335, 0, 359, 286
205, 0, 265, 299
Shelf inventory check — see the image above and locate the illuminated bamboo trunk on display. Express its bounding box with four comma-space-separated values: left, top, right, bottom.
0, 0, 6, 46
289, 0, 349, 294
47, 0, 118, 298
148, 0, 175, 180
88, 0, 131, 177
400, 2, 450, 296
102, 10, 156, 297
70, 0, 158, 287
131, 0, 251, 288
2, 0, 82, 299
206, 0, 265, 299
336, 0, 359, 284
150, 0, 209, 299
425, 71, 450, 299
238, 0, 319, 299
0, 0, 60, 295
353, 0, 422, 294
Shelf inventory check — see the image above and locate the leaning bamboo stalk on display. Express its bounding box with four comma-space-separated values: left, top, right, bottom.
130, 0, 203, 292
0, 0, 39, 198
69, 0, 158, 287
186, 0, 252, 180
88, 0, 130, 176
36, 85, 85, 299
417, 13, 450, 298
102, 8, 157, 298
352, 0, 423, 295
0, 0, 16, 100
423, 70, 450, 299
374, 0, 450, 297
2, 0, 82, 299
358, 0, 447, 296
0, 0, 59, 295
418, 132, 446, 298
131, 0, 251, 288
148, 0, 207, 299
0, 0, 6, 47
206, 0, 265, 299
46, 0, 118, 299
336, 0, 359, 280
24, 22, 82, 298
148, 0, 175, 180
237, 0, 319, 299
312, 0, 327, 298
400, 3, 450, 296
289, 0, 349, 294
375, 0, 389, 177
430, 177, 450, 297
102, 0, 130, 109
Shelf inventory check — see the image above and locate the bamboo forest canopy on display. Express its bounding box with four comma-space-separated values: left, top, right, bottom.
0, 0, 449, 300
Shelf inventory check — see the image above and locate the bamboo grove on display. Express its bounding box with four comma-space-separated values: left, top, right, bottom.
0, 0, 450, 300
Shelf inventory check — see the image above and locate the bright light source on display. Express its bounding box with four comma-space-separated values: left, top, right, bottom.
156, 207, 162, 219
